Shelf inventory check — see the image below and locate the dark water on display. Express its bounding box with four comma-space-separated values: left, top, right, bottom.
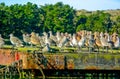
0, 69, 119, 79
0, 73, 119, 79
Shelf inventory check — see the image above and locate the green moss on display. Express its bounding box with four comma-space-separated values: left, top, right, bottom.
103, 55, 112, 60
2, 45, 120, 60
65, 53, 79, 59
3, 45, 39, 53
3, 45, 12, 49
17, 47, 39, 52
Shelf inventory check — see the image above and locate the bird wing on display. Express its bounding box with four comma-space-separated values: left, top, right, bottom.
11, 37, 23, 44
31, 36, 40, 45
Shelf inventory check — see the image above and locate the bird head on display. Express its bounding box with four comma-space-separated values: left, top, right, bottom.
9, 33, 13, 37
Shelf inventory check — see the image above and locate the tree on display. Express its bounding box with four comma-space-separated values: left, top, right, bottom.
75, 15, 87, 31
0, 2, 119, 38
111, 16, 120, 35
41, 2, 75, 33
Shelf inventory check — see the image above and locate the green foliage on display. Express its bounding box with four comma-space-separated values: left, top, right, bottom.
111, 16, 120, 35
0, 2, 120, 38
75, 15, 87, 31
41, 2, 75, 33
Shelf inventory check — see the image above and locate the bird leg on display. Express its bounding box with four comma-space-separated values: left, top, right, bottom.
11, 45, 15, 50
59, 47, 64, 52
77, 46, 82, 53
72, 46, 76, 52
89, 47, 94, 53
25, 43, 28, 47
106, 46, 108, 53
110, 47, 113, 53
102, 46, 105, 53
30, 43, 33, 47
96, 46, 99, 53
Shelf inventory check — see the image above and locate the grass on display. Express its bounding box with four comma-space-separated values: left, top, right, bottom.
17, 46, 39, 52
2, 45, 120, 59
3, 45, 40, 52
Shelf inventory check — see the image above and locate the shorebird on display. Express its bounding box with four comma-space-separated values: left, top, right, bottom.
30, 32, 41, 47
22, 33, 31, 46
100, 32, 113, 53
49, 31, 57, 45
104, 32, 114, 48
77, 32, 86, 52
58, 35, 70, 52
49, 31, 57, 42
70, 33, 77, 47
58, 35, 70, 47
0, 34, 5, 48
69, 33, 78, 52
56, 31, 62, 45
60, 32, 64, 39
114, 36, 120, 48
38, 36, 45, 47
64, 33, 72, 47
10, 34, 24, 47
111, 33, 120, 48
93, 32, 102, 52
44, 32, 56, 46
42, 43, 51, 52
87, 32, 95, 52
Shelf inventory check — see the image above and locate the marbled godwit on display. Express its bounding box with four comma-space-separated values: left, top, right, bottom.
56, 31, 61, 43
100, 32, 112, 53
10, 34, 24, 47
111, 33, 120, 48
104, 33, 114, 47
114, 36, 120, 48
58, 35, 70, 52
49, 31, 57, 43
70, 33, 77, 47
87, 32, 95, 53
44, 32, 56, 46
93, 32, 102, 53
77, 32, 86, 52
38, 35, 45, 47
58, 35, 70, 47
30, 32, 41, 47
104, 32, 114, 53
23, 33, 31, 46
